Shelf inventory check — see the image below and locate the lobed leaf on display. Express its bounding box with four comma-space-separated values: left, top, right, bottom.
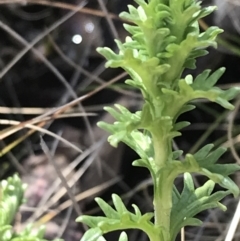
171, 173, 230, 241
76, 194, 156, 241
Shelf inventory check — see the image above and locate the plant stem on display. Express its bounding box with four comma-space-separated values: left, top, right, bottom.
154, 174, 173, 241
152, 133, 173, 241
152, 135, 168, 168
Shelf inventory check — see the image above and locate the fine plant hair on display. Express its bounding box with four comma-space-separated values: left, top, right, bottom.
76, 0, 240, 241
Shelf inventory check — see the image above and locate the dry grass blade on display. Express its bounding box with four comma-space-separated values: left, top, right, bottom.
26, 137, 106, 222
0, 112, 95, 157
49, 34, 138, 98
0, 119, 83, 154
40, 136, 82, 216
0, 0, 121, 19
0, 107, 96, 116
0, 72, 126, 141
97, 0, 119, 39
0, 2, 85, 81
181, 228, 185, 241
0, 19, 81, 109
25, 145, 104, 223
227, 98, 240, 164
35, 176, 120, 226
224, 199, 240, 241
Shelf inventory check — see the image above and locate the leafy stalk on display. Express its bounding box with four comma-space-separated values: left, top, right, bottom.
77, 0, 240, 240
0, 174, 62, 241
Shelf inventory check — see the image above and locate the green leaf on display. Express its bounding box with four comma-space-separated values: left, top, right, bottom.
171, 173, 230, 241
118, 232, 128, 241
79, 228, 103, 241
132, 158, 155, 173
0, 225, 12, 241
77, 194, 156, 240
189, 145, 240, 196
194, 144, 214, 160
112, 194, 129, 215
192, 68, 225, 91
0, 175, 55, 241
95, 198, 119, 219
174, 121, 190, 131
0, 175, 26, 227
172, 150, 183, 160
76, 216, 110, 228
180, 218, 202, 228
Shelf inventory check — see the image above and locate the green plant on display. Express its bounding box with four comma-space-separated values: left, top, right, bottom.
76, 0, 240, 241
0, 174, 61, 241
